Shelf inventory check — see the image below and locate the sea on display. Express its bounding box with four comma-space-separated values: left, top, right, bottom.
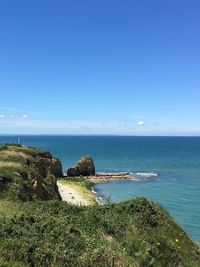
0, 135, 200, 243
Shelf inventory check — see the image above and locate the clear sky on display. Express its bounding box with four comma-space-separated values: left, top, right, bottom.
0, 0, 200, 135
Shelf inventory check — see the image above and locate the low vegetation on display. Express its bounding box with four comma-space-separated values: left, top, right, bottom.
0, 143, 49, 157
0, 143, 199, 266
0, 198, 200, 267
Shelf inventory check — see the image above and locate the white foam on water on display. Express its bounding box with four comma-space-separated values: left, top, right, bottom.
131, 178, 140, 181
91, 187, 97, 195
135, 172, 158, 178
91, 186, 104, 205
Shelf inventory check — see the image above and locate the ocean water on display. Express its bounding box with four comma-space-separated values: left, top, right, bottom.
0, 135, 200, 243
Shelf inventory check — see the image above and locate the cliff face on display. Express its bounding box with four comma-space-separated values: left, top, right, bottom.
0, 144, 62, 201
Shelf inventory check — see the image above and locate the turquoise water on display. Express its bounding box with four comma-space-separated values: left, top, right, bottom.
0, 135, 200, 243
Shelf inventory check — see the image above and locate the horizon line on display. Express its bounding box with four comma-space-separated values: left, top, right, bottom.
1, 134, 200, 137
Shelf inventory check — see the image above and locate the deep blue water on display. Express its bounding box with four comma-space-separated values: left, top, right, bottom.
0, 135, 200, 243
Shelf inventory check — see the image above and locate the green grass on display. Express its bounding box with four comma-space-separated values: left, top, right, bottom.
0, 151, 27, 201
0, 151, 31, 165
0, 198, 199, 267
0, 144, 50, 158
7, 146, 50, 157
0, 161, 24, 171
0, 258, 26, 267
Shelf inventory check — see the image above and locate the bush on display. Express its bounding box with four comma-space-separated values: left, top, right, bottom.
0, 199, 199, 267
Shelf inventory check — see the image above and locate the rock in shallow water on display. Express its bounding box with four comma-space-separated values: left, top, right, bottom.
67, 155, 95, 176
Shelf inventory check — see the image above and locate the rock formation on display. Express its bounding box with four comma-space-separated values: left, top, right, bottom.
67, 155, 95, 176
0, 144, 62, 201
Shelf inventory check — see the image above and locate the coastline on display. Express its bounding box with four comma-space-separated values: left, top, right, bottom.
89, 172, 135, 182
0, 142, 200, 265
59, 172, 135, 205
57, 179, 97, 206
64, 172, 135, 184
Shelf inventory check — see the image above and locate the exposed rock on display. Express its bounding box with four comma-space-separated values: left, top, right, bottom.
25, 155, 62, 200
51, 158, 63, 177
33, 156, 63, 179
0, 144, 63, 201
87, 172, 135, 183
67, 155, 95, 176
31, 173, 61, 201
67, 167, 76, 177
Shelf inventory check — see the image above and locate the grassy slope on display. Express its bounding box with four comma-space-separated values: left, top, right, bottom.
0, 198, 200, 267
0, 144, 60, 201
0, 144, 48, 191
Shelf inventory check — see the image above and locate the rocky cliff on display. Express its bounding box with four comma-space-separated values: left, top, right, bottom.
0, 144, 62, 200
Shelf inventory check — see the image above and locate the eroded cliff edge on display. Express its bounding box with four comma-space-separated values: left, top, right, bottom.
0, 144, 62, 200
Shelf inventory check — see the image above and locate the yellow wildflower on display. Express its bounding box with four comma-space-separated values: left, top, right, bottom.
175, 239, 179, 243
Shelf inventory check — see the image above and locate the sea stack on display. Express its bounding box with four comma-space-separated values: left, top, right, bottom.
67, 155, 95, 176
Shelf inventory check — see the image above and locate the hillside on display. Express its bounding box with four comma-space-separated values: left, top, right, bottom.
0, 198, 200, 267
0, 144, 62, 201
0, 144, 199, 267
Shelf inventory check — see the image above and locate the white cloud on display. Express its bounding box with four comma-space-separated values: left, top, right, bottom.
2, 114, 29, 119
22, 114, 28, 119
0, 114, 5, 118
0, 117, 200, 136
0, 106, 45, 116
137, 120, 145, 126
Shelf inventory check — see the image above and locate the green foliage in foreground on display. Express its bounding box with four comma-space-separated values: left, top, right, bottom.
0, 198, 199, 267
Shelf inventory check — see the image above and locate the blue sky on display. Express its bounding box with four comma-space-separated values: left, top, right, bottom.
0, 0, 200, 135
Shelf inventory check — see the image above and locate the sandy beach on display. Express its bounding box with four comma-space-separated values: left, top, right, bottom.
57, 181, 94, 206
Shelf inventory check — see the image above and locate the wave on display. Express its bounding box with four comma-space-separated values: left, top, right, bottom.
131, 178, 140, 181
91, 186, 104, 205
135, 172, 158, 178
91, 187, 97, 195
